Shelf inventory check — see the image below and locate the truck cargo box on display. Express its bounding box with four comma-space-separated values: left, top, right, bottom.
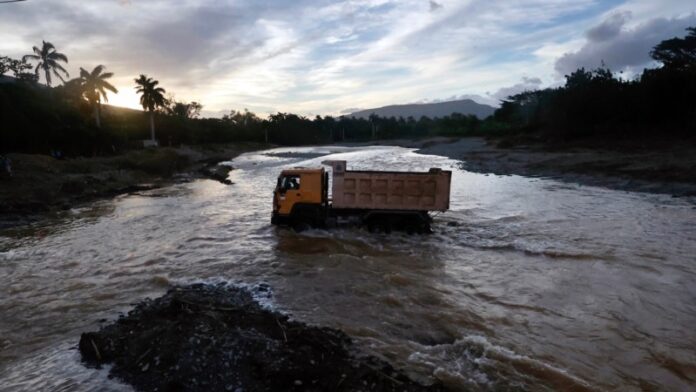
322, 160, 451, 212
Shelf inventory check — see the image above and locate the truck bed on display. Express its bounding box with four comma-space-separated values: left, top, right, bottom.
323, 161, 451, 212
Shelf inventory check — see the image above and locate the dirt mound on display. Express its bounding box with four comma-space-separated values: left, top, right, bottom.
79, 283, 446, 392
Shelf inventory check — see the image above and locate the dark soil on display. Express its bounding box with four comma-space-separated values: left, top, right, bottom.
417, 137, 696, 198
79, 284, 446, 392
199, 163, 235, 185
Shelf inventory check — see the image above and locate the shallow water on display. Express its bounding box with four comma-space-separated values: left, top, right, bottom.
1, 145, 695, 391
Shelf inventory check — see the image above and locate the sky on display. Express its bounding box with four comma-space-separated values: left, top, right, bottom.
1, 0, 694, 117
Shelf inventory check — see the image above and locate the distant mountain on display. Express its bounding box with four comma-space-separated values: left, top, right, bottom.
346, 99, 496, 120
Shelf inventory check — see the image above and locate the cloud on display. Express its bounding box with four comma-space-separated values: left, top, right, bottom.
455, 94, 499, 107
429, 1, 443, 12
585, 11, 631, 42
408, 77, 546, 107
555, 13, 696, 76
491, 77, 543, 101
340, 107, 363, 114
2, 0, 694, 116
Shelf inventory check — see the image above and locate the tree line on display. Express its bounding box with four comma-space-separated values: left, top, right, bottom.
493, 27, 696, 145
2, 27, 695, 155
1, 40, 209, 154
1, 39, 491, 155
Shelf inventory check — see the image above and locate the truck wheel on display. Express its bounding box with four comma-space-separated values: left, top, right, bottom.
405, 220, 426, 234
381, 223, 392, 234
292, 218, 312, 232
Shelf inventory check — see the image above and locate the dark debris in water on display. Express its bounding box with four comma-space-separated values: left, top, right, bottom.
199, 164, 234, 185
79, 283, 446, 392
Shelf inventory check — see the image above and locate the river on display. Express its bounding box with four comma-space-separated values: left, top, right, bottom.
1, 145, 695, 391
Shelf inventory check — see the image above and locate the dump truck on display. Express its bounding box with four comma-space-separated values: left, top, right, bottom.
271, 160, 452, 233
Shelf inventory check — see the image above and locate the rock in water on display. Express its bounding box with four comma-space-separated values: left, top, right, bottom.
79, 283, 446, 392
200, 164, 234, 185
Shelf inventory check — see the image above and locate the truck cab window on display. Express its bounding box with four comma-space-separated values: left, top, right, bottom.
279, 175, 301, 192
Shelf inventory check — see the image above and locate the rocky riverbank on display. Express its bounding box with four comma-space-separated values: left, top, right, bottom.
79, 283, 446, 392
416, 137, 696, 198
0, 143, 265, 229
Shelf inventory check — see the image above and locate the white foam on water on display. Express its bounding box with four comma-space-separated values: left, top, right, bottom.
0, 342, 132, 392
173, 276, 278, 311
408, 334, 594, 391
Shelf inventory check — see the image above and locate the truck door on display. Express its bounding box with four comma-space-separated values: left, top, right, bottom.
277, 174, 302, 215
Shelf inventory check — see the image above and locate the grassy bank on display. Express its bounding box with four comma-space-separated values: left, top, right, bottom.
0, 143, 266, 228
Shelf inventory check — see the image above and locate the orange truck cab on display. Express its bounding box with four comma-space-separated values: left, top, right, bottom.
271, 168, 328, 227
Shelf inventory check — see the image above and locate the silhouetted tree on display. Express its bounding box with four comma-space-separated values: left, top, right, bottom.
169, 100, 202, 119
0, 56, 35, 81
135, 74, 167, 141
368, 113, 379, 139
564, 68, 593, 89
78, 65, 118, 128
0, 56, 12, 75
22, 41, 69, 86
222, 108, 260, 126
650, 27, 696, 69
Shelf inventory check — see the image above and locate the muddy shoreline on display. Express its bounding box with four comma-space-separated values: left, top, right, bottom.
414, 137, 696, 198
0, 143, 266, 229
79, 283, 446, 392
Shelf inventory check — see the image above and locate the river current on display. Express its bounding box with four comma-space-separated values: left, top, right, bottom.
1, 145, 695, 391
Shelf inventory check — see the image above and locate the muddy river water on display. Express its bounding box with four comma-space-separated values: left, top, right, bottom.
1, 146, 695, 391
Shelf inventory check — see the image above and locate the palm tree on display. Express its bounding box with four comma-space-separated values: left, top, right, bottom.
78, 65, 118, 128
134, 74, 167, 142
22, 41, 69, 86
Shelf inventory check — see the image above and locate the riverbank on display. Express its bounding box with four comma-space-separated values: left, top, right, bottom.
0, 143, 266, 229
4, 136, 694, 229
79, 283, 446, 392
416, 137, 696, 198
